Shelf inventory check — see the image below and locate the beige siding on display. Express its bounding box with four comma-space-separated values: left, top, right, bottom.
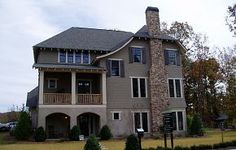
100, 39, 150, 109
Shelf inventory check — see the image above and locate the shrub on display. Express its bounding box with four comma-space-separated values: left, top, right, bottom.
197, 144, 212, 150
190, 114, 203, 136
69, 125, 80, 141
187, 115, 192, 135
14, 111, 32, 140
84, 135, 101, 150
9, 127, 15, 136
125, 134, 139, 150
34, 126, 46, 142
174, 146, 190, 150
99, 125, 112, 140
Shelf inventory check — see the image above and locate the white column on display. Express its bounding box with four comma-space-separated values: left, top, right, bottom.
71, 71, 76, 105
39, 70, 44, 105
102, 71, 107, 105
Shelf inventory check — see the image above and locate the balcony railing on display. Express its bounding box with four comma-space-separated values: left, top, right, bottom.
44, 93, 71, 105
77, 94, 102, 105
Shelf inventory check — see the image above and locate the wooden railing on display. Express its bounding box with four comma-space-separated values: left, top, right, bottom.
77, 94, 102, 105
44, 93, 71, 105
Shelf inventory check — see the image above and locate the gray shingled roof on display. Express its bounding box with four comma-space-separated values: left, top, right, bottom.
26, 87, 38, 108
34, 26, 176, 52
134, 25, 176, 41
34, 27, 133, 51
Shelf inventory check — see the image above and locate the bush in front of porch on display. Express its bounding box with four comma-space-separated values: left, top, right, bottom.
99, 125, 112, 140
69, 125, 80, 141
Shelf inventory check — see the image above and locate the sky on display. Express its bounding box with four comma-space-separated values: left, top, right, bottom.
0, 0, 235, 112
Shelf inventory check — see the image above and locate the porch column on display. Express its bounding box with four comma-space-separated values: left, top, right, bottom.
39, 70, 44, 105
71, 71, 76, 105
102, 71, 107, 105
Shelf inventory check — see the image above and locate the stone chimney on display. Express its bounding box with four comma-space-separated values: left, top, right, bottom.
146, 6, 160, 38
146, 7, 169, 136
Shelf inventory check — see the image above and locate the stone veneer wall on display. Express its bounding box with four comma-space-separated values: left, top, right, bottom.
146, 7, 169, 135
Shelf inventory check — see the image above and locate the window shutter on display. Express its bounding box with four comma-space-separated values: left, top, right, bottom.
120, 60, 125, 77
176, 51, 180, 66
129, 47, 133, 63
106, 59, 111, 77
142, 48, 146, 64
164, 50, 169, 65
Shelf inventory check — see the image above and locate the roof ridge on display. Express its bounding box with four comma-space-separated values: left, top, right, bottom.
71, 27, 133, 34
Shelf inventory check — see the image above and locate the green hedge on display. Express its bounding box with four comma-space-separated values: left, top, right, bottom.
143, 140, 236, 150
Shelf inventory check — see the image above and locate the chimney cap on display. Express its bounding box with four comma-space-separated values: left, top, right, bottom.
146, 6, 159, 13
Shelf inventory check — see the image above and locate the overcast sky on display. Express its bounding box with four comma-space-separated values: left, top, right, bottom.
0, 0, 235, 112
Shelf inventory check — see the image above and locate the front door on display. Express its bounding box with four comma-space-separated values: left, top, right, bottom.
78, 80, 91, 94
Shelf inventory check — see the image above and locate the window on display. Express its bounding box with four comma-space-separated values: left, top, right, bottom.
112, 112, 121, 120
75, 51, 81, 64
168, 79, 182, 98
107, 59, 124, 77
133, 112, 149, 132
164, 50, 180, 66
131, 77, 147, 98
48, 79, 57, 89
170, 111, 184, 131
67, 51, 74, 63
111, 60, 120, 76
83, 51, 89, 64
129, 47, 146, 64
168, 50, 177, 65
132, 47, 142, 62
59, 50, 66, 63
58, 50, 90, 64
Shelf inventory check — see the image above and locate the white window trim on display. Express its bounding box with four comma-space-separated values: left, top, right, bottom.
130, 77, 148, 98
163, 108, 186, 131
109, 58, 122, 77
167, 78, 183, 98
131, 111, 150, 133
111, 111, 122, 120
47, 78, 58, 89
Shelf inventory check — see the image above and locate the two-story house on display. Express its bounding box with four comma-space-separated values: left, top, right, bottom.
26, 6, 187, 138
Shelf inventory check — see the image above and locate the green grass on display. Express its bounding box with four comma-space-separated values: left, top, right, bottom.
0, 129, 236, 150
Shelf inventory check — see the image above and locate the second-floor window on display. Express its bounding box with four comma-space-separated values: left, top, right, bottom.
131, 77, 147, 98
106, 59, 124, 77
164, 49, 180, 66
59, 50, 90, 64
129, 47, 146, 64
168, 78, 182, 98
111, 60, 120, 76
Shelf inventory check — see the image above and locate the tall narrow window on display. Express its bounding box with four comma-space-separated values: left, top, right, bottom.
132, 48, 142, 62
178, 112, 183, 130
168, 79, 175, 97
67, 51, 74, 63
142, 113, 148, 132
111, 60, 120, 76
172, 112, 177, 130
140, 78, 146, 97
83, 51, 89, 64
134, 113, 141, 129
132, 78, 139, 97
175, 80, 181, 97
59, 50, 66, 63
75, 51, 81, 64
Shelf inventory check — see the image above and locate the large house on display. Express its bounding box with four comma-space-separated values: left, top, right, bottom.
26, 6, 187, 138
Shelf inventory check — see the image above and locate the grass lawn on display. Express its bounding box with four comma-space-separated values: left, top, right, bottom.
0, 129, 235, 150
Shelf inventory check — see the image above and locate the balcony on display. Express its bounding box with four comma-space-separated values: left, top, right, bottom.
77, 94, 102, 105
43, 93, 102, 105
43, 93, 71, 105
